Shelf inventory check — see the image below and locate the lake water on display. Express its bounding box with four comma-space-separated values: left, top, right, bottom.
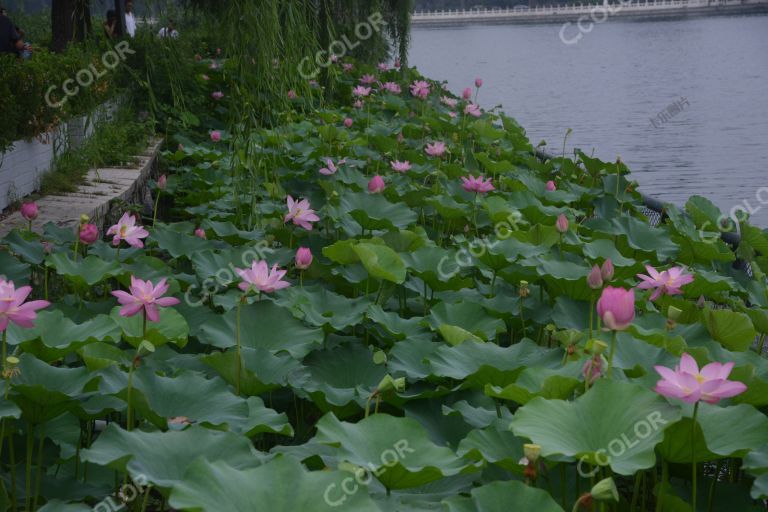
410, 15, 768, 226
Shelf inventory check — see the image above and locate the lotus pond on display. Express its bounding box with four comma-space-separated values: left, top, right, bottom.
2, 58, 768, 512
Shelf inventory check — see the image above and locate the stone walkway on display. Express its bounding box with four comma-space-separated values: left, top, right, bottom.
0, 139, 163, 238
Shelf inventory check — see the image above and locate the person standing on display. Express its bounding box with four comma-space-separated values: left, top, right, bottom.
0, 7, 23, 55
124, 0, 136, 37
157, 19, 179, 38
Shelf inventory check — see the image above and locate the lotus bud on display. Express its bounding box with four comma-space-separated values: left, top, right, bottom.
596, 286, 635, 331
697, 295, 706, 308
587, 265, 603, 290
523, 444, 541, 463
194, 228, 206, 239
600, 258, 614, 281
79, 224, 99, 245
545, 180, 556, 192
586, 339, 608, 355
368, 175, 385, 194
344, 118, 353, 128
79, 214, 90, 224
462, 87, 472, 100
295, 247, 313, 270
20, 201, 39, 221
556, 214, 569, 233
582, 356, 603, 384
157, 174, 167, 190
475, 77, 483, 88
519, 280, 530, 298
590, 477, 619, 502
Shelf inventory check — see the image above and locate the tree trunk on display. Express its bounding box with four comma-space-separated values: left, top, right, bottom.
113, 0, 125, 37
51, 0, 75, 52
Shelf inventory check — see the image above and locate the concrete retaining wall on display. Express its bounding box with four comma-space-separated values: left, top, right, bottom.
0, 101, 120, 212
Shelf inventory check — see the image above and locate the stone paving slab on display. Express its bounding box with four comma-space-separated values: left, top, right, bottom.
0, 139, 163, 238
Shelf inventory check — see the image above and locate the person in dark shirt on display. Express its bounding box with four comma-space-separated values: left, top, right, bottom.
0, 8, 23, 55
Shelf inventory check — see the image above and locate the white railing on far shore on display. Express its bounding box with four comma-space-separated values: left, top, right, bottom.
412, 0, 765, 18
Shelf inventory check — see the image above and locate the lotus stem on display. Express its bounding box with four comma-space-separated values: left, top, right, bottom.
33, 423, 45, 510
607, 330, 617, 378
126, 361, 135, 432
706, 459, 724, 512
25, 424, 33, 512
73, 236, 80, 262
630, 471, 642, 512
235, 296, 244, 395
2, 330, 7, 379
589, 294, 595, 340
692, 401, 700, 511
152, 190, 161, 227
141, 484, 153, 512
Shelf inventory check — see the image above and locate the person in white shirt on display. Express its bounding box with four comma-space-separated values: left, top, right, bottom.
124, 0, 136, 37
157, 19, 179, 38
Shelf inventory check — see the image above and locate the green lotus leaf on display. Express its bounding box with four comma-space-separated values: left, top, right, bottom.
339, 192, 418, 231
197, 300, 322, 358
46, 253, 124, 286
169, 456, 380, 511
485, 364, 582, 404
80, 424, 263, 488
151, 223, 211, 259
0, 250, 31, 284
701, 308, 757, 351
510, 380, 681, 475
314, 413, 479, 490
353, 242, 407, 284
428, 301, 506, 343
442, 480, 564, 512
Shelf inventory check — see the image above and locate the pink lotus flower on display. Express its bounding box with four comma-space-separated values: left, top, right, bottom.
0, 280, 50, 331
209, 62, 218, 70
236, 260, 290, 294
111, 276, 180, 322
360, 74, 376, 85
425, 141, 447, 157
343, 63, 354, 73
319, 158, 340, 176
377, 63, 389, 72
352, 86, 372, 98
391, 160, 411, 173
79, 223, 99, 245
449, 111, 457, 118
201, 74, 210, 81
21, 202, 38, 221
368, 175, 385, 194
157, 174, 167, 190
287, 90, 298, 100
381, 82, 401, 94
353, 100, 364, 109
475, 77, 483, 88
461, 175, 495, 194
330, 54, 339, 63
546, 180, 556, 192
410, 80, 430, 99
394, 58, 401, 69
654, 353, 747, 404
284, 195, 320, 231
588, 265, 603, 290
637, 265, 694, 301
295, 247, 313, 270
556, 214, 569, 233
107, 212, 149, 248
343, 118, 353, 128
441, 96, 458, 108
601, 258, 614, 281
194, 228, 206, 239
464, 103, 482, 117
462, 87, 472, 100
596, 286, 635, 331
211, 91, 224, 100
210, 131, 221, 142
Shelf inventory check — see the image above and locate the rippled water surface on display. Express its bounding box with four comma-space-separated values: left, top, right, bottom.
410, 15, 768, 225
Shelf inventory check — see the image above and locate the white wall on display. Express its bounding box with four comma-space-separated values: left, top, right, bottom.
0, 101, 119, 211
